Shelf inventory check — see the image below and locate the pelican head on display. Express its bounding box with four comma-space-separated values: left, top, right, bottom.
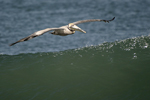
69, 23, 86, 33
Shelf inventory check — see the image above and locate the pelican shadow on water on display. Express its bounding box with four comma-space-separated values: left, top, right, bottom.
9, 17, 115, 46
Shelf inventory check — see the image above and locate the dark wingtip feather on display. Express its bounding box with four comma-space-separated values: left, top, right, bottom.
112, 17, 115, 20
103, 17, 115, 23
9, 44, 13, 46
9, 41, 18, 46
9, 34, 38, 46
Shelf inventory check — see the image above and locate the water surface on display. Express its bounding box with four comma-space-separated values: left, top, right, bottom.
0, 0, 150, 99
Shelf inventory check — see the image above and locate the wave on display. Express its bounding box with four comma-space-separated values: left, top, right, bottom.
1, 35, 150, 67
1, 35, 150, 100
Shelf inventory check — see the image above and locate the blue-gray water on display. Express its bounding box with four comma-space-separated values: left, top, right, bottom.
0, 0, 150, 100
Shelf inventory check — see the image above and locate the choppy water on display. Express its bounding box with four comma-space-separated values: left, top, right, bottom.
0, 0, 150, 100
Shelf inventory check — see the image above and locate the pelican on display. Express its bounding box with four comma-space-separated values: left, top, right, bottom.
9, 17, 115, 46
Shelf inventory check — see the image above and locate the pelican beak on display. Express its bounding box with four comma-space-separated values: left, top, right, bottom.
70, 25, 86, 33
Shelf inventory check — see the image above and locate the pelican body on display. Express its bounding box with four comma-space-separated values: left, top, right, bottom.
10, 17, 115, 46
51, 24, 86, 36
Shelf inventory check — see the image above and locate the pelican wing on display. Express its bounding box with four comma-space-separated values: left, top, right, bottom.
10, 28, 63, 46
72, 17, 115, 25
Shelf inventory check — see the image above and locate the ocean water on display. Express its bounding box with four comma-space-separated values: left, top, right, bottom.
0, 0, 150, 100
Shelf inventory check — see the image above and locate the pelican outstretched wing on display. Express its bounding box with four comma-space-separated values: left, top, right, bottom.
72, 17, 115, 25
9, 28, 63, 46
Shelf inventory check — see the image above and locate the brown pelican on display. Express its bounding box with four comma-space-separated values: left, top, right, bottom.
9, 17, 115, 46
